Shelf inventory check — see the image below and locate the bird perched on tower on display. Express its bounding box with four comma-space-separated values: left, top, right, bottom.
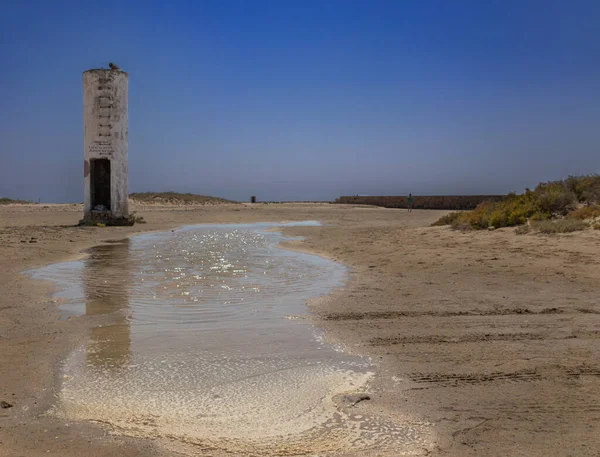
109, 62, 120, 71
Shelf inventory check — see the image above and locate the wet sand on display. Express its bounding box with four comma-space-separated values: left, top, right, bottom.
30, 223, 413, 455
1, 203, 599, 456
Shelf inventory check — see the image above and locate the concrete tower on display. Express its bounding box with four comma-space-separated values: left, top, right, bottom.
82, 65, 129, 224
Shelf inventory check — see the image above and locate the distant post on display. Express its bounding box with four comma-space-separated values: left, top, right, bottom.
81, 64, 130, 225
250, 196, 257, 203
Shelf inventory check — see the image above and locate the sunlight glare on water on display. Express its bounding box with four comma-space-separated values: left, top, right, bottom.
31, 222, 429, 455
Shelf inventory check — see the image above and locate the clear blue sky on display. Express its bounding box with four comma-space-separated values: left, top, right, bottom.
1, 0, 599, 202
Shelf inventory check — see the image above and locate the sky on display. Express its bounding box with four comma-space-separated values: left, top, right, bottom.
1, 0, 599, 202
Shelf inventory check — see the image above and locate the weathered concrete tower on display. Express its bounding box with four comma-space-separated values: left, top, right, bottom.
82, 65, 129, 224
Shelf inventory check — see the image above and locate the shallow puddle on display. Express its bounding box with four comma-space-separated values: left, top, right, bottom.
31, 222, 428, 454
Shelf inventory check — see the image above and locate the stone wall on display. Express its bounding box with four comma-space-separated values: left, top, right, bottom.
334, 195, 505, 210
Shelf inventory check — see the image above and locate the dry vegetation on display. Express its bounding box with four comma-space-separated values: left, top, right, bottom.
129, 192, 237, 205
433, 175, 600, 232
530, 219, 589, 234
0, 198, 32, 204
567, 204, 600, 220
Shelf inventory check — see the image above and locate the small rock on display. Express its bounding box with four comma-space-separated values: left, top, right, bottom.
1, 401, 13, 409
344, 394, 371, 407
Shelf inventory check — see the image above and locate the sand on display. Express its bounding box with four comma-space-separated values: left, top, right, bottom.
1, 202, 599, 456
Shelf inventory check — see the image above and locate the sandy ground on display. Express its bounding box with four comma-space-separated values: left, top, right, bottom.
1, 203, 599, 457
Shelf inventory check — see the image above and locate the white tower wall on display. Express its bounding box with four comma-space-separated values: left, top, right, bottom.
83, 68, 129, 220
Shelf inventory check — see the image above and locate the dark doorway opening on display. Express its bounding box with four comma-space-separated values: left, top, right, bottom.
90, 159, 111, 210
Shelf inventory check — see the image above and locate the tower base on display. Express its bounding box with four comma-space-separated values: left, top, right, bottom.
80, 210, 134, 226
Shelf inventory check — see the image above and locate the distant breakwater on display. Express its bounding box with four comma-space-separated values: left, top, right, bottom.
334, 195, 505, 210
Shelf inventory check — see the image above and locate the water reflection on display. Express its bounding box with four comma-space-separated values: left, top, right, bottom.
83, 240, 131, 369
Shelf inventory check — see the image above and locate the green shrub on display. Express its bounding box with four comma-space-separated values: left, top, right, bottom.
531, 219, 587, 234
462, 195, 535, 229
466, 201, 496, 229
430, 175, 598, 231
565, 175, 600, 203
530, 211, 551, 221
533, 181, 576, 215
